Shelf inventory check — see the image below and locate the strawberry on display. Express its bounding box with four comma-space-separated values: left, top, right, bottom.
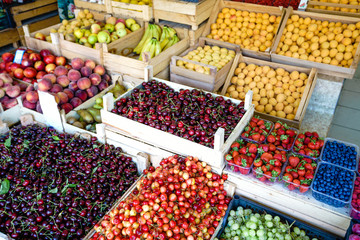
293, 131, 323, 158
241, 117, 272, 143
267, 134, 276, 143
283, 173, 293, 182
288, 156, 300, 168
293, 179, 301, 188
268, 121, 297, 150
297, 168, 306, 177
226, 140, 258, 175
299, 184, 309, 193
248, 143, 258, 154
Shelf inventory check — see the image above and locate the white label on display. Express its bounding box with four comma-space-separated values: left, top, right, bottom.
298, 0, 308, 10
13, 50, 25, 64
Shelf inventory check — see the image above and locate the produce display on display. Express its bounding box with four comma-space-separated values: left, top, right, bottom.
348, 222, 360, 240
0, 124, 139, 239
321, 139, 358, 171
309, 0, 360, 13
240, 0, 300, 9
91, 155, 231, 240
225, 62, 308, 120
282, 153, 317, 193
293, 131, 324, 159
225, 139, 258, 175
312, 162, 355, 207
112, 80, 247, 148
216, 205, 319, 240
113, 0, 152, 6
38, 57, 112, 114
266, 121, 297, 151
351, 177, 360, 219
0, 73, 29, 110
133, 24, 179, 60
66, 82, 128, 132
252, 143, 287, 183
176, 45, 236, 74
275, 15, 360, 67
240, 116, 273, 143
36, 9, 140, 46
206, 8, 281, 52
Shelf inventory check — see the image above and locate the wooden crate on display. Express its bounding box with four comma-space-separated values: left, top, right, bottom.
105, 0, 153, 21
103, 25, 190, 78
271, 9, 360, 78
153, 0, 214, 30
220, 55, 317, 129
170, 37, 240, 92
100, 76, 254, 171
0, 28, 20, 48
11, 0, 59, 27
74, 0, 107, 13
202, 0, 287, 61
307, 0, 360, 18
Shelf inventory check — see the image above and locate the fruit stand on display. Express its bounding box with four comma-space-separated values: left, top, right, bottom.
1, 0, 360, 239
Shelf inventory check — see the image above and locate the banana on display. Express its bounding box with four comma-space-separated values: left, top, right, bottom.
149, 40, 157, 59
153, 24, 161, 40
133, 24, 153, 54
154, 39, 161, 57
139, 37, 153, 61
167, 27, 177, 38
140, 38, 157, 61
163, 34, 178, 51
173, 34, 179, 44
160, 37, 171, 50
160, 25, 169, 42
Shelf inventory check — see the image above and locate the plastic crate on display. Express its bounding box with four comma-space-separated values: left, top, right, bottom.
311, 162, 355, 208
216, 195, 341, 239
320, 137, 359, 172
345, 219, 360, 240
225, 159, 254, 176
267, 126, 298, 152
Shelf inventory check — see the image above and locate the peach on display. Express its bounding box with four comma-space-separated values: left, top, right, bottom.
86, 85, 99, 98
89, 73, 101, 85
77, 77, 91, 90
37, 78, 53, 92
94, 65, 105, 75
61, 103, 73, 114
26, 91, 39, 104
36, 101, 42, 113
68, 69, 81, 82
36, 71, 46, 80
70, 97, 83, 108
43, 74, 57, 84
63, 89, 74, 99
50, 84, 63, 93
6, 85, 21, 98
23, 99, 36, 110
75, 90, 88, 101
84, 59, 96, 70
68, 82, 79, 92
0, 73, 13, 84
102, 73, 111, 82
98, 80, 109, 91
18, 82, 28, 92
57, 75, 70, 88
71, 58, 84, 70
80, 66, 92, 77
26, 85, 35, 92
1, 98, 17, 110
57, 92, 69, 104
54, 66, 68, 76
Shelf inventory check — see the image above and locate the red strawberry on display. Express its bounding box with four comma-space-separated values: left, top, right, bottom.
291, 171, 299, 179
299, 184, 309, 193
288, 156, 300, 168
267, 134, 276, 143
298, 168, 306, 177
248, 143, 257, 154
283, 173, 293, 182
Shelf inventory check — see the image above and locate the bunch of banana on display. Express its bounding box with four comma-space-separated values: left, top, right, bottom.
133, 23, 180, 60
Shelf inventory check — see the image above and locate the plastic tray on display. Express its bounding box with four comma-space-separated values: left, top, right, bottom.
226, 161, 253, 176
267, 126, 299, 152
345, 219, 360, 240
216, 195, 341, 239
251, 156, 287, 185
311, 162, 355, 208
240, 118, 274, 144
320, 137, 359, 172
292, 132, 324, 160
280, 152, 318, 194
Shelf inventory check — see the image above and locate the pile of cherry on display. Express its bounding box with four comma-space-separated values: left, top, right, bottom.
0, 124, 139, 239
112, 80, 247, 148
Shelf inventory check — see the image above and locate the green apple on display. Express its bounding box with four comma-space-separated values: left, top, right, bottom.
91, 23, 101, 34
125, 19, 136, 29
104, 23, 115, 33
115, 22, 125, 30
98, 31, 110, 43
116, 28, 127, 38
130, 23, 141, 32
84, 30, 91, 37
111, 34, 119, 42
106, 16, 117, 25
79, 36, 88, 45
88, 34, 98, 45
74, 29, 84, 39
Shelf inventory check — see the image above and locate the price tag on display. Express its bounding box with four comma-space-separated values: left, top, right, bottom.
13, 50, 25, 64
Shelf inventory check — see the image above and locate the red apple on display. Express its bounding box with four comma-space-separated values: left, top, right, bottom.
65, 64, 72, 70
36, 71, 47, 80
0, 62, 6, 70
43, 55, 56, 64
23, 77, 33, 84
34, 61, 45, 71
34, 32, 46, 41
24, 67, 37, 79
10, 63, 21, 72
55, 56, 67, 66
21, 59, 33, 69
61, 103, 73, 114
29, 53, 42, 62
45, 63, 56, 73
40, 49, 52, 58
2, 52, 14, 63
22, 53, 30, 60
13, 68, 24, 79
5, 62, 12, 73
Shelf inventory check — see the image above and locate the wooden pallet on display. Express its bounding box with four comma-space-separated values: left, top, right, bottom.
170, 37, 241, 92
11, 0, 59, 27
0, 28, 20, 48
202, 0, 287, 61
271, 8, 360, 79
74, 0, 107, 13
307, 0, 360, 18
220, 55, 317, 129
153, 0, 214, 30
105, 0, 153, 21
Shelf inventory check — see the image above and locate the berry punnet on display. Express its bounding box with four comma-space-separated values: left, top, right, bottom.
0, 124, 139, 239
321, 139, 358, 171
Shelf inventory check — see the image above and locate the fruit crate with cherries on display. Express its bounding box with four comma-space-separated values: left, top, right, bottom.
306, 0, 360, 18
105, 0, 153, 22
271, 8, 360, 78
170, 37, 241, 92
220, 54, 317, 129
201, 0, 287, 61
153, 0, 215, 30
100, 77, 254, 171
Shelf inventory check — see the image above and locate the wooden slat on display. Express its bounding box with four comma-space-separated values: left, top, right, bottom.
307, 7, 360, 18
308, 0, 360, 9
332, 106, 360, 131
11, 0, 57, 14
13, 3, 58, 26
74, 0, 107, 12
0, 28, 20, 47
